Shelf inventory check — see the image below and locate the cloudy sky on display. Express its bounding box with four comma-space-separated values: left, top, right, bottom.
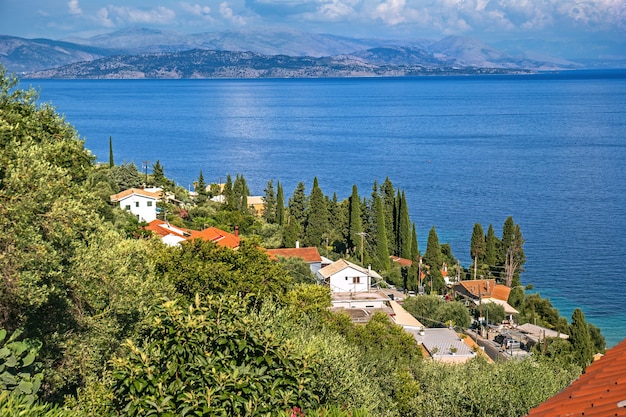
1, 0, 624, 58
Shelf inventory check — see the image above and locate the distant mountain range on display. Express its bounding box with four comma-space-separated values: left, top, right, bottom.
2, 27, 615, 79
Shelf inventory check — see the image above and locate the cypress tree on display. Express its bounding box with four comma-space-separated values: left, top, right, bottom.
276, 181, 285, 226
423, 226, 444, 293
380, 177, 396, 256
570, 308, 594, 369
485, 224, 499, 271
348, 185, 363, 261
263, 180, 276, 223
470, 223, 485, 279
152, 160, 165, 187
222, 174, 234, 209
373, 194, 390, 270
109, 136, 114, 168
398, 191, 411, 259
288, 182, 307, 226
303, 177, 328, 247
196, 170, 208, 203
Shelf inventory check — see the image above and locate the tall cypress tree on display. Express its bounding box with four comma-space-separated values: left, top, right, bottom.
398, 191, 411, 259
485, 224, 499, 269
570, 308, 594, 369
222, 174, 234, 209
196, 170, 208, 203
470, 223, 485, 279
303, 177, 328, 247
109, 136, 114, 168
424, 226, 444, 293
348, 185, 363, 261
288, 182, 307, 226
263, 180, 276, 223
373, 194, 390, 270
276, 181, 285, 226
152, 160, 165, 187
380, 177, 396, 256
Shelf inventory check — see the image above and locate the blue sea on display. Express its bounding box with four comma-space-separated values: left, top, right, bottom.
29, 71, 626, 347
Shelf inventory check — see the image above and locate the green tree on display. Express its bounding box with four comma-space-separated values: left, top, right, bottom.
108, 136, 114, 168
288, 181, 308, 227
373, 194, 390, 271
263, 179, 276, 223
470, 223, 485, 279
304, 177, 328, 247
501, 217, 526, 287
222, 174, 234, 209
398, 191, 411, 259
232, 173, 250, 212
380, 177, 396, 256
276, 181, 285, 226
195, 169, 207, 203
485, 224, 499, 276
110, 295, 322, 416
107, 162, 142, 191
348, 185, 363, 261
423, 226, 444, 293
151, 160, 166, 187
402, 295, 444, 326
569, 308, 594, 369
435, 301, 472, 329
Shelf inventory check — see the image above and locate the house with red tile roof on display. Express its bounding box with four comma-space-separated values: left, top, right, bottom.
144, 219, 240, 249
526, 338, 626, 417
453, 279, 519, 320
266, 246, 323, 274
110, 188, 162, 222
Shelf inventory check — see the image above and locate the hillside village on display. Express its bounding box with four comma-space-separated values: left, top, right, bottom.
110, 185, 571, 364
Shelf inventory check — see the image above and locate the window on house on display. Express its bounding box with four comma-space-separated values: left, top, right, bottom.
135, 202, 140, 207
352, 277, 360, 284
125, 205, 131, 210
147, 201, 153, 207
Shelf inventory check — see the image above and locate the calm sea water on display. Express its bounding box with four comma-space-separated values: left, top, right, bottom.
30, 71, 626, 347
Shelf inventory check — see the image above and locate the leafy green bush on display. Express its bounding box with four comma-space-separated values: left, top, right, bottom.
110, 294, 322, 416
0, 329, 42, 403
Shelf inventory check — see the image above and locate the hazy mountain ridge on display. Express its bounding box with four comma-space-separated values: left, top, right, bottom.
0, 27, 585, 77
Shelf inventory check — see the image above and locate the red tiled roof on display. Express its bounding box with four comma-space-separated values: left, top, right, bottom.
390, 256, 412, 267
110, 188, 161, 202
266, 247, 322, 263
145, 220, 239, 249
194, 227, 240, 249
526, 338, 626, 417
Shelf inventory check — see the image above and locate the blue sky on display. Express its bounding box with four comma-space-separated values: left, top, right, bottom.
1, 0, 624, 58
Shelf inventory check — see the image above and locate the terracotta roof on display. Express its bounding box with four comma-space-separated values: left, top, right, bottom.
110, 188, 161, 202
456, 279, 497, 297
526, 338, 626, 417
266, 247, 322, 263
491, 284, 512, 302
145, 220, 239, 249
390, 256, 412, 267
194, 227, 240, 249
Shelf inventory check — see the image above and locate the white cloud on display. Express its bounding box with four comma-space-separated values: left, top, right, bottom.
100, 5, 177, 25
180, 2, 212, 17
68, 0, 82, 16
220, 2, 247, 25
96, 8, 115, 28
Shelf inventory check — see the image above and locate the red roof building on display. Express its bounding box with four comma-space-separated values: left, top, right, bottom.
145, 219, 240, 249
265, 246, 323, 273
527, 338, 626, 417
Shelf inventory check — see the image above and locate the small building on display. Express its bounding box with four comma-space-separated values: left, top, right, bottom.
266, 245, 323, 274
406, 327, 477, 364
110, 188, 161, 222
144, 219, 240, 249
317, 259, 382, 293
453, 279, 519, 322
247, 196, 265, 217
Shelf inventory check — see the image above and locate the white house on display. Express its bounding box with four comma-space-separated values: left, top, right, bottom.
316, 259, 382, 293
110, 188, 161, 222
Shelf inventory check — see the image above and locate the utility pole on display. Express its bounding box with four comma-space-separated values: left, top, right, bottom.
356, 232, 367, 264
142, 160, 150, 185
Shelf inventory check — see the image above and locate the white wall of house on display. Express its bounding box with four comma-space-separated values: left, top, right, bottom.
327, 267, 370, 293
118, 194, 158, 222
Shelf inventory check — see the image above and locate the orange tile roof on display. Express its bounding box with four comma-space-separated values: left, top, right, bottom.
194, 226, 240, 249
526, 338, 626, 417
390, 256, 412, 268
145, 220, 239, 249
266, 247, 322, 263
110, 188, 162, 202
